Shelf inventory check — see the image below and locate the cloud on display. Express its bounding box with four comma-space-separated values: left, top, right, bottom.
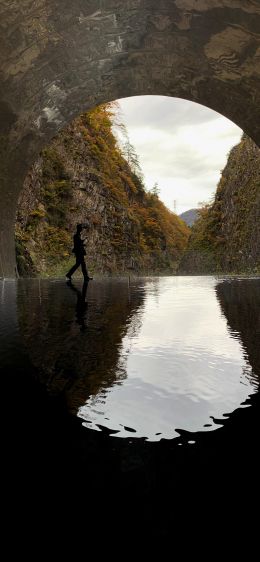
117, 95, 219, 131
116, 96, 242, 214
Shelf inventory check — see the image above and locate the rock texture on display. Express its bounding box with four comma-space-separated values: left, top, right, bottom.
179, 135, 260, 274
0, 0, 260, 276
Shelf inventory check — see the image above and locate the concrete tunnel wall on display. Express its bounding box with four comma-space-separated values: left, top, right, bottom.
0, 0, 260, 277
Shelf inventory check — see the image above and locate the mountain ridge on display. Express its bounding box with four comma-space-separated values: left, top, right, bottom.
179, 209, 198, 228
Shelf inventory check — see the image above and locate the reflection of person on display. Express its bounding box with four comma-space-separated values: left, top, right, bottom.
67, 279, 89, 331
66, 224, 92, 282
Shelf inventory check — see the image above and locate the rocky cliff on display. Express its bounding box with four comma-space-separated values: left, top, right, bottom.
179, 135, 260, 274
15, 104, 189, 277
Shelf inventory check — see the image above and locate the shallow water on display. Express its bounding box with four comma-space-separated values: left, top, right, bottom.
1, 276, 259, 442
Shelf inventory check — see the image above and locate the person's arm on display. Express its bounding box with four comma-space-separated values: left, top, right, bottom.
81, 234, 88, 246
72, 234, 77, 252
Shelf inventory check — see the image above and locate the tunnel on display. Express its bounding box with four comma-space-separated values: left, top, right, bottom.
0, 0, 260, 277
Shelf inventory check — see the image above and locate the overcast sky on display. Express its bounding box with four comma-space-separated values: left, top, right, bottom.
115, 96, 242, 215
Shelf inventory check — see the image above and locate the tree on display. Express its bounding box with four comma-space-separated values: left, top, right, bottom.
151, 182, 160, 197
121, 136, 144, 183
108, 103, 146, 187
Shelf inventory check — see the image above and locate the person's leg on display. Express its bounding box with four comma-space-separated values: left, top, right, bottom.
80, 258, 89, 281
66, 258, 80, 279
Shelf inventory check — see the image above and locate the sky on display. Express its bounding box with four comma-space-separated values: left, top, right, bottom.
115, 96, 242, 215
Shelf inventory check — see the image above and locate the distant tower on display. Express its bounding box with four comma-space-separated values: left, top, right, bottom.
173, 199, 177, 213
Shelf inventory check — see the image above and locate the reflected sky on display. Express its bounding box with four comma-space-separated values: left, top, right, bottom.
1, 276, 258, 443
78, 277, 259, 441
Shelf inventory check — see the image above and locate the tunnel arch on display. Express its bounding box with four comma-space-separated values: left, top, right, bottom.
0, 0, 260, 276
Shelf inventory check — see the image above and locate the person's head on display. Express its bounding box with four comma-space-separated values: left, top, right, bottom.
76, 223, 83, 233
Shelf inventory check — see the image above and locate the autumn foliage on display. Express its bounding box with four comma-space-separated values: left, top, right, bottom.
16, 103, 190, 276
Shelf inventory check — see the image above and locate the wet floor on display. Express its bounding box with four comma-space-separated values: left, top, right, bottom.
1, 276, 260, 540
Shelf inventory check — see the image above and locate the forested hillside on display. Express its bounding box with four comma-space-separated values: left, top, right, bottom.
15, 103, 190, 277
179, 135, 260, 274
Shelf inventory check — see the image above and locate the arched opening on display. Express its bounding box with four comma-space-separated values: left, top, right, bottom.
0, 0, 260, 276
14, 95, 259, 278
8, 93, 259, 440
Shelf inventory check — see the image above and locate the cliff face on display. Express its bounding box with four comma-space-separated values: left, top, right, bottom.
15, 105, 189, 277
179, 135, 260, 274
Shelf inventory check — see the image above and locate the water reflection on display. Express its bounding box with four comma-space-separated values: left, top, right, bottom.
17, 278, 145, 414
67, 280, 89, 332
15, 276, 259, 441
78, 277, 259, 439
216, 278, 260, 379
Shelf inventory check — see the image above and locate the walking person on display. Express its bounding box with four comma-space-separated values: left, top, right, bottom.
66, 223, 92, 282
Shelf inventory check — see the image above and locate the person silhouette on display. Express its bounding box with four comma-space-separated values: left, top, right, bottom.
67, 279, 89, 331
66, 223, 92, 282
